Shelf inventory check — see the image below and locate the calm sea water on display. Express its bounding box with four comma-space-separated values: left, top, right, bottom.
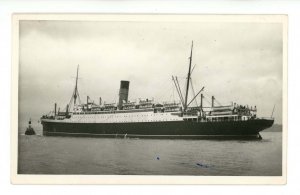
18, 127, 282, 176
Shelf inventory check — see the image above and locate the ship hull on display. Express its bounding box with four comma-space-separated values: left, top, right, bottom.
41, 119, 274, 139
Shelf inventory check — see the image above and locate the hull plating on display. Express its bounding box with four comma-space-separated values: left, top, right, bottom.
42, 119, 274, 139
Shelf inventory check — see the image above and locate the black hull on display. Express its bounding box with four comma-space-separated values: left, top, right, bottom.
42, 119, 274, 139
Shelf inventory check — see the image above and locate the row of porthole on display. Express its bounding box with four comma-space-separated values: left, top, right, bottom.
73, 118, 180, 122
74, 116, 178, 120
74, 114, 172, 118
100, 119, 179, 122
74, 113, 169, 116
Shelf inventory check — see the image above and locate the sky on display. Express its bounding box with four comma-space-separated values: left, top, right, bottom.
19, 19, 283, 128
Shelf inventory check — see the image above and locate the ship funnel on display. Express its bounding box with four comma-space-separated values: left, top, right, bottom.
118, 80, 130, 109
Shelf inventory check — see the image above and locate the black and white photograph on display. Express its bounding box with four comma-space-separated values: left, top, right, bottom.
12, 14, 287, 184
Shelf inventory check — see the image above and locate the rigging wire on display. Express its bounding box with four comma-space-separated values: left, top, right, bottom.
202, 94, 211, 106
155, 79, 175, 102
169, 82, 177, 103
214, 98, 222, 106
190, 78, 198, 107
152, 43, 195, 104
203, 99, 212, 106
203, 91, 223, 106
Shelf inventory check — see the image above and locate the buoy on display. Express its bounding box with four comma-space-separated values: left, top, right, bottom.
25, 118, 36, 135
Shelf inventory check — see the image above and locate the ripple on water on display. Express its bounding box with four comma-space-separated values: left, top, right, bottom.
17, 131, 282, 176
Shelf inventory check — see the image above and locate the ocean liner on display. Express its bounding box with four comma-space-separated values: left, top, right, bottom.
41, 42, 274, 139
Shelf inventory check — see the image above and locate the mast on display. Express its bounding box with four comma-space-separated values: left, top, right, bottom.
74, 65, 79, 105
184, 41, 193, 111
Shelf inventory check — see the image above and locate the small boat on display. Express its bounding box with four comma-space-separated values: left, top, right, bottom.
25, 119, 36, 135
